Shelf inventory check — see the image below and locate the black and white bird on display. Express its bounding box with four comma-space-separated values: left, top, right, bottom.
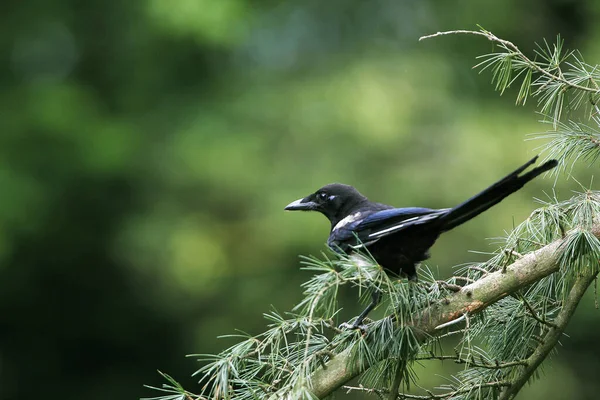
285, 156, 557, 329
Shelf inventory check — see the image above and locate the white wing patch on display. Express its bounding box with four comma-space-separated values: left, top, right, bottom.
332, 212, 363, 232
366, 210, 448, 239
367, 216, 421, 238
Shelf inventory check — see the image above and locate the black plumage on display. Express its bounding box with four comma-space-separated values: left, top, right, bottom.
285, 156, 557, 328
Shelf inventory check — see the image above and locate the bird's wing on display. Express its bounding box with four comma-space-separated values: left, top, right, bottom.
359, 207, 449, 239
329, 207, 449, 251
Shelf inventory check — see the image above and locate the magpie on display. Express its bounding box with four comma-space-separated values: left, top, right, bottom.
285, 156, 558, 329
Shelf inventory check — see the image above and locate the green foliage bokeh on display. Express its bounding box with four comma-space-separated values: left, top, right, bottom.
1, 1, 600, 399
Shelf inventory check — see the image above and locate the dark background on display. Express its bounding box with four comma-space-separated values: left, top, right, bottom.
1, 0, 599, 399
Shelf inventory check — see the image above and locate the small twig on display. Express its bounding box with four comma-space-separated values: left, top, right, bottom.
516, 237, 548, 247
506, 249, 524, 259
436, 329, 467, 340
416, 353, 528, 369
518, 295, 558, 328
344, 384, 386, 399
436, 281, 463, 292
468, 265, 490, 276
344, 381, 511, 399
502, 246, 519, 273
323, 319, 344, 334
451, 276, 476, 284
419, 30, 598, 94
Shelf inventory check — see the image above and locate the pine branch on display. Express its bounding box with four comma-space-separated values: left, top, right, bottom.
308, 225, 600, 398
419, 29, 598, 94
498, 271, 598, 400
420, 28, 600, 131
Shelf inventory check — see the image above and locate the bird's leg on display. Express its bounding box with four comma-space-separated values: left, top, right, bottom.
339, 287, 382, 332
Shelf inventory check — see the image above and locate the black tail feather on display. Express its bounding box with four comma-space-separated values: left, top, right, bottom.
438, 156, 558, 232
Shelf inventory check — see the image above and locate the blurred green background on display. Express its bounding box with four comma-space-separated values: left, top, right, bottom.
2, 0, 600, 399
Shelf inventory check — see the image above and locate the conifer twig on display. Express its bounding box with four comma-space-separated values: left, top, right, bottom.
518, 293, 558, 328
419, 30, 598, 94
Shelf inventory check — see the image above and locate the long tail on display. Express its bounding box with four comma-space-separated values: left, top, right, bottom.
438, 156, 558, 232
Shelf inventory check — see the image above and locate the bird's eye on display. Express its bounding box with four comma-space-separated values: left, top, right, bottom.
318, 192, 328, 200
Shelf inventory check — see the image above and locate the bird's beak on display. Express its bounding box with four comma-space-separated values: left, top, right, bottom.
284, 197, 317, 211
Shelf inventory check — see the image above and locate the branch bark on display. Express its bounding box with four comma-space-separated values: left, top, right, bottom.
309, 226, 600, 398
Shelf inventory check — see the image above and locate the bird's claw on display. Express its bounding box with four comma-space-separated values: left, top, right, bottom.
339, 321, 368, 334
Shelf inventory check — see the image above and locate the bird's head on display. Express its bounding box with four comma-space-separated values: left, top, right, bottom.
284, 183, 368, 226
